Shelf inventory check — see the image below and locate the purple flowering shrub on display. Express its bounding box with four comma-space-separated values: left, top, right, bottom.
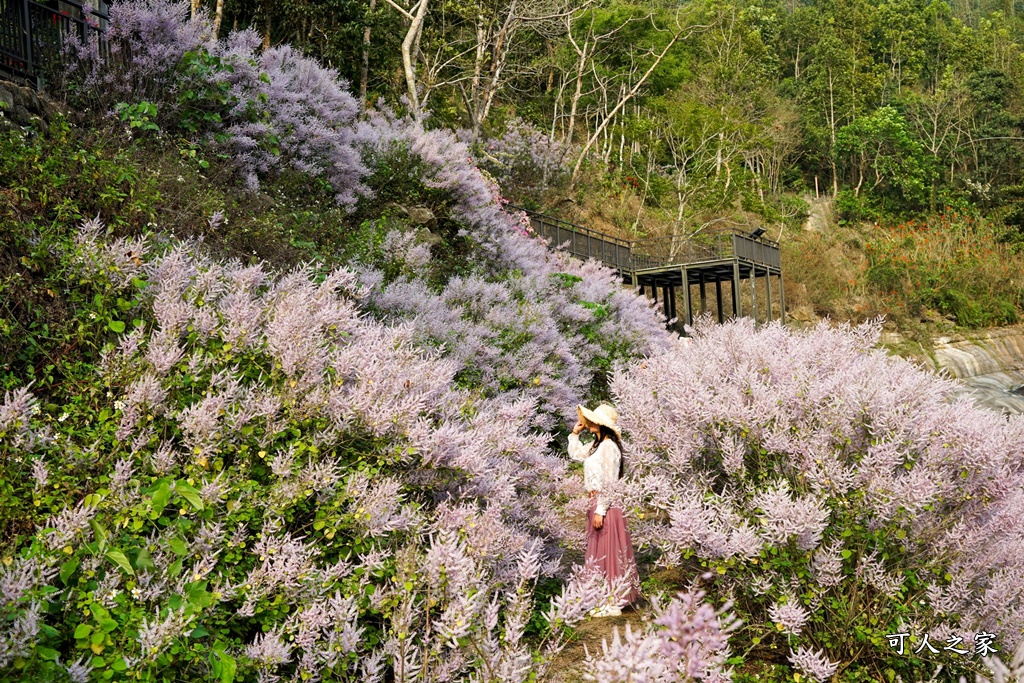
463, 118, 573, 207
350, 108, 671, 423
63, 0, 366, 205
611, 317, 1024, 680
1, 217, 659, 681
54, 1, 672, 414
57, 0, 671, 413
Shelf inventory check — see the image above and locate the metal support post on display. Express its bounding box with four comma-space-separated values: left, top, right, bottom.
699, 272, 706, 316
716, 278, 724, 323
681, 267, 692, 329
732, 260, 742, 319
750, 265, 758, 324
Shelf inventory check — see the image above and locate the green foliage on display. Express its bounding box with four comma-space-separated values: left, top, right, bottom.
115, 102, 160, 134
861, 214, 1024, 327
836, 107, 930, 214
174, 49, 237, 136
835, 188, 876, 224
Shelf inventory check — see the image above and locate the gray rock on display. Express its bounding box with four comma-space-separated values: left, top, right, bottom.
415, 227, 442, 247
407, 206, 437, 229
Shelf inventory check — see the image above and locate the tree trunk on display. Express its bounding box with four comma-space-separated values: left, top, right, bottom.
191, 0, 200, 19
212, 0, 225, 38
564, 35, 589, 151
402, 0, 430, 121
469, 8, 488, 139
571, 28, 683, 183
361, 0, 377, 108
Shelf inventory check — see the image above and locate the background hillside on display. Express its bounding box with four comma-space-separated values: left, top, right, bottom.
196, 0, 1024, 339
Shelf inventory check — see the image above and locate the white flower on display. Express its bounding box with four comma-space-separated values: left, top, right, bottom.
58, 412, 69, 422
114, 400, 126, 411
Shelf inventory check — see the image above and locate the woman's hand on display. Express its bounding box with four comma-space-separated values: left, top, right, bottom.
592, 513, 604, 530
573, 420, 585, 435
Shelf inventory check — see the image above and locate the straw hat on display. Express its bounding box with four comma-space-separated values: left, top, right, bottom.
577, 403, 621, 437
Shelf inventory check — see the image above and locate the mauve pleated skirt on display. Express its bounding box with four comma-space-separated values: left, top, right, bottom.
586, 501, 641, 606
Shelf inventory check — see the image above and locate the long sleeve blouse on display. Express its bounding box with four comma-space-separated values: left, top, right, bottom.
568, 432, 620, 517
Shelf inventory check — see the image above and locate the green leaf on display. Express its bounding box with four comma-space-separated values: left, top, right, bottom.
36, 646, 59, 661
190, 626, 210, 638
90, 519, 108, 552
213, 651, 237, 683
150, 481, 171, 516
111, 658, 128, 672
74, 624, 94, 640
135, 547, 155, 572
168, 559, 183, 578
176, 481, 204, 511
60, 558, 80, 585
168, 537, 188, 556
841, 550, 852, 559
108, 320, 126, 333
106, 549, 136, 576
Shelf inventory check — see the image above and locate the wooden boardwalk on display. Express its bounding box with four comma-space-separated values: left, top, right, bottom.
514, 206, 786, 331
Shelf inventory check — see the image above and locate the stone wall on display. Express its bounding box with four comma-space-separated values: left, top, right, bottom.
0, 79, 63, 129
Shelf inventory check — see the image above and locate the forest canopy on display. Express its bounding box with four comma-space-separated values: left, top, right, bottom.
202, 0, 1024, 225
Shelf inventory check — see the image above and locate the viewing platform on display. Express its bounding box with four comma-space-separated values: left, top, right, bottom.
515, 206, 785, 331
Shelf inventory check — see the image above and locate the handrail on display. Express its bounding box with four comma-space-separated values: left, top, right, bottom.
508, 204, 781, 272
1, 0, 108, 87
506, 204, 632, 248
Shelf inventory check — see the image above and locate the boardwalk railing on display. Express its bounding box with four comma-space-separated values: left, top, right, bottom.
632, 231, 781, 270
1, 0, 107, 87
517, 207, 634, 271
513, 205, 780, 272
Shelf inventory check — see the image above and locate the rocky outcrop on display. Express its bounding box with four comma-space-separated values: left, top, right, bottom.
931, 326, 1024, 414
0, 80, 63, 129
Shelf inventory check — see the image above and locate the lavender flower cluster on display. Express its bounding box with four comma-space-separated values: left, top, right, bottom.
611, 317, 1024, 677
582, 587, 739, 683
351, 110, 671, 424
59, 1, 671, 407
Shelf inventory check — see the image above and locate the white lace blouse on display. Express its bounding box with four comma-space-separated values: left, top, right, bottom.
568, 432, 620, 516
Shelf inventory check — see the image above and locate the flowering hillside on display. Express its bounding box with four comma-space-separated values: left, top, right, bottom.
2, 1, 1024, 682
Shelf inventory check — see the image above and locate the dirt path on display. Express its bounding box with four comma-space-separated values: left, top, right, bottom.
547, 605, 648, 683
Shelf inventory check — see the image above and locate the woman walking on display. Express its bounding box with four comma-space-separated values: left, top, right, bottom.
569, 403, 640, 617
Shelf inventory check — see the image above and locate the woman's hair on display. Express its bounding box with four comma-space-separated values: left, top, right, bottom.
596, 425, 625, 479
